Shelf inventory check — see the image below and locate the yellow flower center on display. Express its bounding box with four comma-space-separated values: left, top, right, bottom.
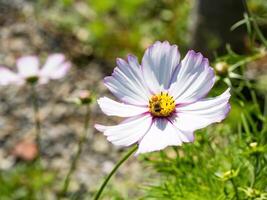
149, 92, 176, 117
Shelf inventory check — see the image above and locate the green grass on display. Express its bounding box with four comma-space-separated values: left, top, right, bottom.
0, 162, 56, 200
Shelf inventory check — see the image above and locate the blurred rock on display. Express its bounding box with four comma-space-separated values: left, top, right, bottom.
11, 139, 38, 161
0, 150, 15, 169
102, 160, 114, 174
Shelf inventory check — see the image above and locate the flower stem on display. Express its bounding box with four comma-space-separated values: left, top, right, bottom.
31, 84, 41, 159
60, 104, 91, 197
230, 178, 239, 200
242, 0, 267, 47
93, 145, 138, 200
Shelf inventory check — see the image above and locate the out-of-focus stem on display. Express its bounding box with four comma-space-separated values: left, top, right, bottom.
31, 84, 41, 159
264, 94, 267, 116
93, 145, 138, 200
60, 104, 91, 197
242, 0, 267, 47
230, 178, 239, 200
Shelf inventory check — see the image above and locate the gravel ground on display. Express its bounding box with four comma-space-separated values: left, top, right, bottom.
0, 1, 147, 199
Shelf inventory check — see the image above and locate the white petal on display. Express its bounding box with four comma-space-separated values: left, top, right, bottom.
97, 97, 148, 117
104, 55, 151, 106
179, 130, 195, 142
41, 54, 65, 74
41, 54, 71, 79
136, 118, 182, 155
173, 88, 231, 132
95, 114, 152, 147
16, 56, 39, 78
141, 41, 180, 93
168, 118, 195, 142
169, 50, 215, 104
0, 67, 23, 85
49, 62, 71, 79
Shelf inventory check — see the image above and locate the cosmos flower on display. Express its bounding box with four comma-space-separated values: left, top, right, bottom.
0, 54, 71, 85
95, 41, 230, 155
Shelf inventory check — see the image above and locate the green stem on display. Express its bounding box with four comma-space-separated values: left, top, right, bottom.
228, 53, 264, 72
242, 0, 267, 47
230, 178, 239, 200
93, 145, 138, 200
60, 104, 91, 197
264, 94, 267, 116
254, 154, 260, 180
31, 84, 41, 159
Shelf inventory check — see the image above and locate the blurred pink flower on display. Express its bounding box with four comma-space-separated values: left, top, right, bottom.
95, 41, 231, 155
0, 54, 71, 85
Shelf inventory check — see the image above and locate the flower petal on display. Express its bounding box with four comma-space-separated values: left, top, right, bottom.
95, 114, 152, 147
173, 88, 231, 132
141, 41, 180, 93
97, 97, 148, 117
136, 118, 182, 155
41, 54, 71, 79
0, 67, 23, 85
168, 119, 195, 142
104, 55, 151, 106
16, 56, 39, 78
49, 62, 71, 79
169, 50, 215, 104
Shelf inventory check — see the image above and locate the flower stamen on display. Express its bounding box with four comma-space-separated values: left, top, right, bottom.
149, 92, 175, 117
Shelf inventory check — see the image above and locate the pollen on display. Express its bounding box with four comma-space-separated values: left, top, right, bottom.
149, 92, 176, 117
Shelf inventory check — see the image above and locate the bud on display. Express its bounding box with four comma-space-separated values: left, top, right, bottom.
249, 142, 258, 148
66, 90, 94, 105
78, 90, 92, 105
215, 62, 229, 76
247, 142, 265, 156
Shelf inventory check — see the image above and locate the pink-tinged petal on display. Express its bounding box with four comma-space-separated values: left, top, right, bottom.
169, 50, 215, 104
136, 118, 182, 155
141, 41, 180, 93
179, 130, 195, 142
41, 54, 65, 74
97, 97, 148, 117
16, 56, 39, 78
48, 62, 71, 79
95, 114, 152, 147
41, 54, 70, 79
173, 88, 231, 132
168, 119, 195, 142
0, 67, 23, 85
104, 55, 151, 106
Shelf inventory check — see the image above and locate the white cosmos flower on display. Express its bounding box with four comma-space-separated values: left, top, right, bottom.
0, 54, 71, 85
95, 41, 231, 155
